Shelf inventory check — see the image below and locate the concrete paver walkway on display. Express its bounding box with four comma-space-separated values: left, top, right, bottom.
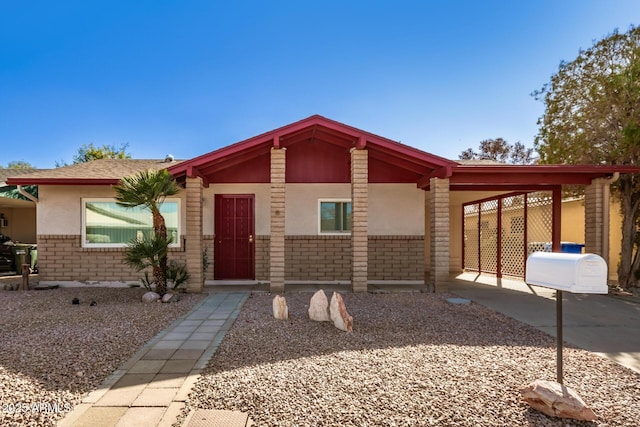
58, 291, 250, 427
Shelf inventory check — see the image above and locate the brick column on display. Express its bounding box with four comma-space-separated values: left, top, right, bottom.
351, 148, 368, 292
270, 148, 286, 292
585, 178, 607, 258
429, 177, 450, 292
185, 176, 203, 293
423, 190, 431, 290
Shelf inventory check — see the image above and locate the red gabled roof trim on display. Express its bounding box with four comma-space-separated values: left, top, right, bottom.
168, 115, 458, 180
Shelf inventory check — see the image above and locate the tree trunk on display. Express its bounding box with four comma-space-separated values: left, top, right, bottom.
152, 209, 168, 295
616, 175, 640, 288
153, 265, 166, 295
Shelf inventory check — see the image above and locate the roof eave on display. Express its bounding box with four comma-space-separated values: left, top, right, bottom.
6, 178, 120, 186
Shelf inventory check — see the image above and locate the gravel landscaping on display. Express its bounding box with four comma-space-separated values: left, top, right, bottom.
0, 285, 205, 426
185, 292, 640, 427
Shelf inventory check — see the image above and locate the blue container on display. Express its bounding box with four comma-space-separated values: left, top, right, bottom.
560, 242, 585, 254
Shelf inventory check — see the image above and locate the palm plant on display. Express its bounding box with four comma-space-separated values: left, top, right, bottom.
123, 234, 170, 291
114, 169, 180, 295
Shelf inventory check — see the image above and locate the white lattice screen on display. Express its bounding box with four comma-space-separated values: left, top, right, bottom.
463, 192, 553, 278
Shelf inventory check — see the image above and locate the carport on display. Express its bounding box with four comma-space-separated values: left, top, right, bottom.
420, 164, 640, 291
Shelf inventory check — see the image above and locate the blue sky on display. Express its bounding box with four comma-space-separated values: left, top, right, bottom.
1, 1, 639, 168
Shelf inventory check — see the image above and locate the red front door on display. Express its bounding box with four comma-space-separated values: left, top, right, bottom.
214, 194, 255, 279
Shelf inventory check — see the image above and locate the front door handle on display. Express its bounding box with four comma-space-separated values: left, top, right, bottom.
248, 235, 254, 243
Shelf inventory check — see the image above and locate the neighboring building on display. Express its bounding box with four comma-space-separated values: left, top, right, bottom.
562, 197, 623, 282
8, 116, 638, 291
0, 169, 39, 243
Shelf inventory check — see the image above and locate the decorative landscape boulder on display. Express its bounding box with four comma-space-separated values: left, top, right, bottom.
162, 293, 179, 303
142, 291, 160, 303
520, 379, 597, 421
329, 292, 353, 332
272, 295, 289, 320
308, 290, 330, 322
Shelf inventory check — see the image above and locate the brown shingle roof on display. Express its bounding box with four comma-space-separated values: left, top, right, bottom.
6, 159, 184, 185
0, 168, 46, 184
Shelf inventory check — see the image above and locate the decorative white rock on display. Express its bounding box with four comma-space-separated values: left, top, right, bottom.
308, 290, 330, 321
142, 291, 160, 303
520, 379, 597, 421
330, 292, 353, 332
272, 295, 289, 320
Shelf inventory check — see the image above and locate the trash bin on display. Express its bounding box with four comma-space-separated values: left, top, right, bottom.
560, 242, 585, 254
534, 242, 585, 253
29, 245, 37, 273
11, 244, 32, 273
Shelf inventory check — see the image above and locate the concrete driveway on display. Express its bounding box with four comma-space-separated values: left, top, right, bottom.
449, 272, 640, 374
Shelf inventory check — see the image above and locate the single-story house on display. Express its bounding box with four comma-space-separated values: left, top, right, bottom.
8, 115, 639, 292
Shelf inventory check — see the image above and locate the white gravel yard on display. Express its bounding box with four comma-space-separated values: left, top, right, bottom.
0, 286, 205, 427
185, 292, 640, 427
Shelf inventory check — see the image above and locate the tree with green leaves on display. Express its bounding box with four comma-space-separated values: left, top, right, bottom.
114, 169, 180, 295
0, 161, 35, 169
459, 138, 536, 164
56, 142, 131, 167
534, 26, 640, 288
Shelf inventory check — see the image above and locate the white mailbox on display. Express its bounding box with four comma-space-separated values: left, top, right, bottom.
525, 252, 608, 294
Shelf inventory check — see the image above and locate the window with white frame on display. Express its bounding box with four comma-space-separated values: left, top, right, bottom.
82, 199, 180, 247
319, 200, 352, 234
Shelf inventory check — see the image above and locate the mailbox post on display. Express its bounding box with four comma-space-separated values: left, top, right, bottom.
525, 252, 608, 384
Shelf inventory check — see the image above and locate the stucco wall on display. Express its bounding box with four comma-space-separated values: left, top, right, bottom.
37, 185, 188, 237
36, 182, 430, 282
562, 198, 621, 281
285, 183, 424, 235
1, 207, 36, 242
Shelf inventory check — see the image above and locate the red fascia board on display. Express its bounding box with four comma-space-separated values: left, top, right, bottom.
417, 164, 639, 189
449, 184, 567, 192
369, 145, 453, 175
448, 172, 596, 186
368, 150, 432, 175
6, 178, 120, 185
452, 164, 640, 174
168, 139, 272, 177
169, 114, 458, 179
368, 140, 455, 169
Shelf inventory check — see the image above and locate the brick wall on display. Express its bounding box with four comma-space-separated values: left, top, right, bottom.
203, 235, 214, 280
285, 235, 351, 281
368, 236, 424, 280
255, 235, 270, 281
39, 234, 424, 283
37, 235, 187, 283
256, 235, 423, 282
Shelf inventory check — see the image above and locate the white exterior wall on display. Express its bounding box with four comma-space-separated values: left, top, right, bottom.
38, 186, 112, 235
37, 185, 187, 236
40, 183, 425, 238
369, 184, 424, 235
285, 183, 424, 235
285, 184, 351, 235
